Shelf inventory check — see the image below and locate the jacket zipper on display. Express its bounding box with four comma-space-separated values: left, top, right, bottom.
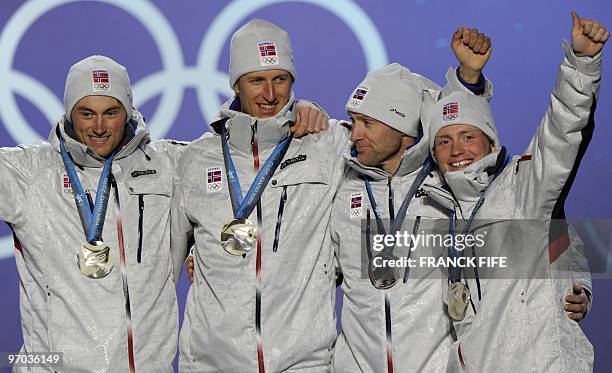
272, 186, 288, 252
110, 175, 137, 373
251, 120, 266, 373
387, 177, 394, 225
137, 194, 144, 263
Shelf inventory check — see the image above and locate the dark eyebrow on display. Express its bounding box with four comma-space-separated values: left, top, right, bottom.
75, 106, 94, 112
436, 129, 479, 139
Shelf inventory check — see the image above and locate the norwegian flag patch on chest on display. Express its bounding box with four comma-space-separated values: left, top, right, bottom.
206, 166, 223, 193
62, 173, 73, 195
350, 191, 363, 219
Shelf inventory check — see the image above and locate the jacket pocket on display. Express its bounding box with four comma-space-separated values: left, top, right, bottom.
125, 176, 173, 264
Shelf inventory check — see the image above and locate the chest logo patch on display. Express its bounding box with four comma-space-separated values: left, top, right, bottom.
206, 166, 223, 193
350, 191, 363, 219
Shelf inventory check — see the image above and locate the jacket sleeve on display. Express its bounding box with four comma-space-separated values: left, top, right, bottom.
420, 68, 493, 136
0, 145, 34, 226
327, 119, 353, 157
159, 139, 190, 167
439, 67, 494, 100
567, 224, 593, 313
518, 41, 601, 215
170, 152, 195, 284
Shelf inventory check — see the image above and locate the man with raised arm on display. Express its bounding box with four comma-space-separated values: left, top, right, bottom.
426, 12, 606, 372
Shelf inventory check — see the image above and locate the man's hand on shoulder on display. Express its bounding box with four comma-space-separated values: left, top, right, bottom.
290, 100, 329, 138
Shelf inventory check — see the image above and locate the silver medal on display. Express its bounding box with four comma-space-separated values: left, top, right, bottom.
221, 218, 258, 255
368, 251, 401, 290
77, 240, 114, 279
447, 281, 471, 321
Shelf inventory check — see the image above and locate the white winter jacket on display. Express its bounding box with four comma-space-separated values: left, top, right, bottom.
171, 94, 351, 372
0, 111, 183, 372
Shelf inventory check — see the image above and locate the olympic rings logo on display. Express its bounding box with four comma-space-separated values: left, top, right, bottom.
350, 209, 362, 217
261, 57, 278, 64
0, 0, 388, 259
208, 183, 222, 192
349, 99, 362, 108
443, 114, 459, 121
93, 83, 110, 91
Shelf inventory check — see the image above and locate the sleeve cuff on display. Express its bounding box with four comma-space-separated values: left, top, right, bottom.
456, 66, 486, 95
562, 39, 603, 76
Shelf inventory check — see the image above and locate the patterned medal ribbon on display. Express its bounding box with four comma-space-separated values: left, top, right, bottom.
251, 124, 265, 373
111, 176, 136, 373
384, 290, 394, 373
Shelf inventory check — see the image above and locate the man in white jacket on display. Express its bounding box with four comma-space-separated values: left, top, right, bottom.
171, 19, 352, 373
330, 25, 592, 372
427, 12, 607, 372
330, 27, 494, 373
0, 55, 184, 372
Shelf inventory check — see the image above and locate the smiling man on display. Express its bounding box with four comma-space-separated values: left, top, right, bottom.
427, 12, 607, 372
434, 124, 495, 172
171, 19, 351, 372
0, 55, 184, 372
329, 25, 497, 372
70, 96, 127, 156
235, 69, 292, 118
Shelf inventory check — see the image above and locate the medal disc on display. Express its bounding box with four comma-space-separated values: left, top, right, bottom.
447, 281, 471, 321
368, 251, 401, 289
77, 240, 114, 279
221, 218, 258, 255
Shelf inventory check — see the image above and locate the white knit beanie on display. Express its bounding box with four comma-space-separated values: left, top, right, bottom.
64, 55, 133, 122
229, 19, 296, 88
346, 63, 423, 137
428, 91, 499, 157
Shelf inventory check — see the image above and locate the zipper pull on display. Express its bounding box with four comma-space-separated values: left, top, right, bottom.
137, 195, 144, 263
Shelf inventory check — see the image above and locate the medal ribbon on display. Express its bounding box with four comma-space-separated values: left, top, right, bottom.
363, 157, 434, 373
111, 176, 136, 373
250, 125, 265, 373
448, 149, 511, 297
59, 129, 115, 243
221, 124, 293, 219
384, 291, 394, 373
364, 157, 435, 255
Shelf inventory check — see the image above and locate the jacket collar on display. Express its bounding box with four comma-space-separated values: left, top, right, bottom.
423, 148, 508, 216
48, 109, 150, 168
443, 148, 500, 204
344, 136, 430, 181
217, 92, 297, 152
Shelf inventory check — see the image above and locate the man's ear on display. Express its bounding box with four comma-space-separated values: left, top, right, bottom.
233, 82, 240, 96
490, 145, 497, 153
